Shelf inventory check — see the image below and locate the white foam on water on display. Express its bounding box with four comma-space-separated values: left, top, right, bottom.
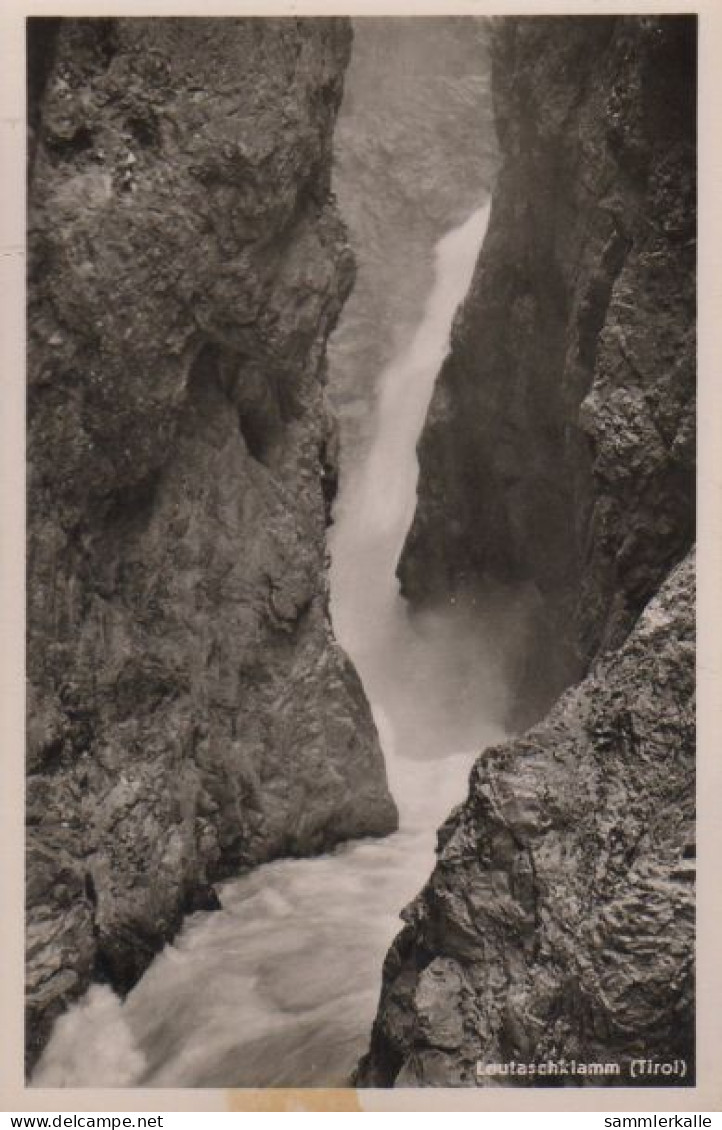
31, 986, 147, 1088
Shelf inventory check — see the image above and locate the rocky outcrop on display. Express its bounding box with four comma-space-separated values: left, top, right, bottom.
358, 552, 695, 1086
360, 16, 695, 1087
398, 16, 696, 723
26, 17, 397, 1070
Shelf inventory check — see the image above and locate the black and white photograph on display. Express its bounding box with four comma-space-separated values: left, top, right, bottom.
15, 5, 705, 1104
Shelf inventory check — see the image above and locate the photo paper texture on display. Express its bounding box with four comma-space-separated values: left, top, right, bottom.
4, 3, 716, 1113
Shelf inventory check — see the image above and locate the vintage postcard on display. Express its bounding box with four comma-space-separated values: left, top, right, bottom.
2, 0, 720, 1115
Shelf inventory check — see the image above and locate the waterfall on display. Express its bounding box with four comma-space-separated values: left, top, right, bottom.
331, 206, 491, 654
330, 199, 512, 774
31, 203, 503, 1089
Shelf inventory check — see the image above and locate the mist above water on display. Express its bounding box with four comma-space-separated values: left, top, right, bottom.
329, 17, 497, 469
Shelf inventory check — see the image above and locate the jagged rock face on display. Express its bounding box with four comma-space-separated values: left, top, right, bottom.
398, 16, 696, 721
26, 17, 397, 1070
358, 552, 695, 1086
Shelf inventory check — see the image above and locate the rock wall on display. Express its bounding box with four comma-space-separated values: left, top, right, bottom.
359, 552, 695, 1086
359, 15, 696, 1087
398, 16, 696, 723
26, 17, 397, 1070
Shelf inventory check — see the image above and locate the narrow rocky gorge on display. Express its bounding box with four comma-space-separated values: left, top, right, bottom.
358, 16, 696, 1086
26, 17, 398, 1071
26, 15, 697, 1091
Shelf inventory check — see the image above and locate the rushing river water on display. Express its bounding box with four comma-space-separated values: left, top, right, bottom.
32, 202, 504, 1089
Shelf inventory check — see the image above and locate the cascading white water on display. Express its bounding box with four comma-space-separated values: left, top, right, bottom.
329, 200, 513, 769
31, 201, 505, 1090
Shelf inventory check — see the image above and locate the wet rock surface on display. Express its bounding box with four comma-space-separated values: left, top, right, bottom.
360, 16, 695, 1088
398, 16, 696, 723
26, 17, 397, 1071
